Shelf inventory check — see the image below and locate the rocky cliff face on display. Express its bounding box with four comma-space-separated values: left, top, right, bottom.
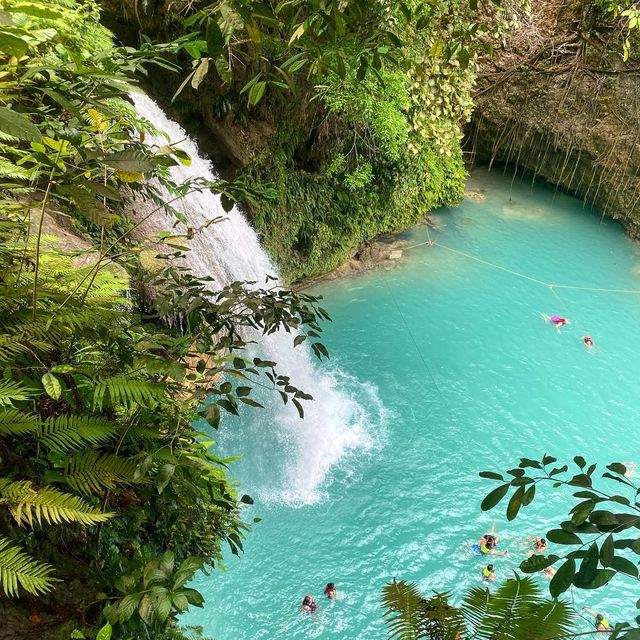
469, 0, 640, 236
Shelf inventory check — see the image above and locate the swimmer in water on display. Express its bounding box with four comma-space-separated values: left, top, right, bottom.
482, 564, 496, 582
301, 595, 317, 612
583, 335, 593, 348
324, 583, 337, 599
479, 534, 508, 556
527, 536, 548, 553
583, 607, 612, 633
623, 461, 637, 478
549, 315, 569, 331
542, 566, 557, 579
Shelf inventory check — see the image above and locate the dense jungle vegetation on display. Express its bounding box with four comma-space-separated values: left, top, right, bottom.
0, 1, 329, 638
119, 0, 521, 280
3, 0, 640, 638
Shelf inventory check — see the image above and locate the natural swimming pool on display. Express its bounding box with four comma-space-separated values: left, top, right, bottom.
185, 170, 640, 639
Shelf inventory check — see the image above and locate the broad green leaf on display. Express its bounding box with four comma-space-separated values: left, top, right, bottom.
172, 148, 192, 166
0, 30, 28, 57
575, 543, 599, 584
156, 464, 175, 494
568, 473, 592, 487
201, 403, 220, 429
610, 556, 639, 577
546, 529, 582, 545
0, 107, 41, 142
522, 483, 536, 506
206, 18, 225, 58
41, 373, 62, 401
520, 554, 559, 574
600, 534, 615, 566
575, 568, 616, 590
506, 484, 524, 521
481, 483, 510, 511
96, 623, 112, 640
479, 471, 504, 481
570, 500, 595, 525
10, 3, 63, 19
589, 510, 619, 527
103, 149, 155, 173
247, 80, 266, 107
549, 558, 575, 597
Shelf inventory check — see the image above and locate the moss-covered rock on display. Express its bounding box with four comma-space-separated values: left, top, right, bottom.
469, 0, 640, 237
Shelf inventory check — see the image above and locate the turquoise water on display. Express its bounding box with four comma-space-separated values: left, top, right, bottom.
186, 170, 640, 638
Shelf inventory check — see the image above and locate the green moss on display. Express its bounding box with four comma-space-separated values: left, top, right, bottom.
250, 128, 466, 282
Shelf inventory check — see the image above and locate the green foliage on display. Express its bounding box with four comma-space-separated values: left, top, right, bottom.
480, 455, 640, 636
157, 0, 516, 280
103, 552, 205, 631
0, 535, 58, 597
251, 131, 466, 281
381, 576, 575, 639
0, 479, 113, 526
586, 0, 640, 61
0, 2, 333, 638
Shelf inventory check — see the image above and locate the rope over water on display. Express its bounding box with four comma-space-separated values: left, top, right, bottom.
403, 240, 640, 295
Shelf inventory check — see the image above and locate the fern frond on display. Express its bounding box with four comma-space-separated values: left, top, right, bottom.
0, 408, 38, 435
38, 415, 118, 452
0, 535, 57, 597
55, 450, 140, 495
0, 159, 31, 180
94, 375, 165, 411
0, 411, 118, 451
0, 379, 34, 407
0, 334, 32, 363
0, 479, 114, 526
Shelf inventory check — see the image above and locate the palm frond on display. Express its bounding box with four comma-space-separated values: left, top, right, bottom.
385, 576, 575, 640
461, 585, 492, 633
0, 478, 114, 526
0, 535, 57, 597
476, 575, 540, 640
522, 599, 576, 639
381, 580, 430, 640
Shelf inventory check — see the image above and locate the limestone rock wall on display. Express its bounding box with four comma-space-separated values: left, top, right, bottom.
468, 0, 640, 236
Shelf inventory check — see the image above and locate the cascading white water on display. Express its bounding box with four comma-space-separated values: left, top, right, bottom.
131, 93, 384, 504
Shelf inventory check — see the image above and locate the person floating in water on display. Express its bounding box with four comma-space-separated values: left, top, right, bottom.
527, 536, 548, 553
583, 607, 611, 633
301, 595, 317, 612
482, 564, 496, 581
480, 533, 508, 556
549, 315, 569, 330
583, 335, 593, 348
324, 583, 337, 599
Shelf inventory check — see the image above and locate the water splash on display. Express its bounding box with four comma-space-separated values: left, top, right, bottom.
131, 92, 384, 504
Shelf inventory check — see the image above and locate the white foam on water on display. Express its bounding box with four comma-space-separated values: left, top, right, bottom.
131, 92, 385, 505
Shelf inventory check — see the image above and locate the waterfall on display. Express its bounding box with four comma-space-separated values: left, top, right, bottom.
131, 93, 384, 505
